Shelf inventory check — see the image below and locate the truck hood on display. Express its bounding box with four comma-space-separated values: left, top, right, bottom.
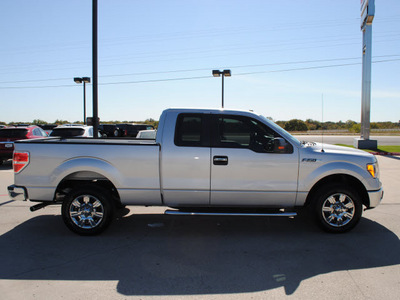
304, 142, 374, 159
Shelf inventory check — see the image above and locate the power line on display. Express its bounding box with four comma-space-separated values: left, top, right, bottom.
1, 54, 399, 85
1, 58, 399, 90
1, 33, 399, 74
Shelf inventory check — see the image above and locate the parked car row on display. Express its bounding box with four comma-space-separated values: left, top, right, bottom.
99, 123, 155, 137
49, 124, 102, 138
0, 125, 48, 165
0, 123, 157, 165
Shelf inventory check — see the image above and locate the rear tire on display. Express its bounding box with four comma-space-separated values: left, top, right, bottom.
62, 185, 114, 235
313, 184, 362, 233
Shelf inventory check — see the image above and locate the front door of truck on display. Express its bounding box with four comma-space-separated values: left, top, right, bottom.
210, 115, 299, 207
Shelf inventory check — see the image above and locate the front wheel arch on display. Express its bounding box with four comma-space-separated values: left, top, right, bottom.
305, 174, 369, 208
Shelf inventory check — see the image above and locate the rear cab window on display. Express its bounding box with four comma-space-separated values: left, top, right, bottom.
174, 114, 209, 147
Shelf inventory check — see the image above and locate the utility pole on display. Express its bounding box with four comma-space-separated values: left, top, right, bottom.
92, 0, 99, 138
355, 0, 377, 149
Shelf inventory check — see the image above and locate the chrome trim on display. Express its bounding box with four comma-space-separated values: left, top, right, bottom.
69, 194, 104, 229
321, 193, 355, 228
164, 210, 297, 217
368, 188, 383, 208
7, 185, 28, 201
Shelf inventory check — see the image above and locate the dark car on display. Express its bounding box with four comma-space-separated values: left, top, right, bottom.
38, 124, 58, 135
98, 124, 122, 137
0, 126, 47, 165
118, 124, 155, 137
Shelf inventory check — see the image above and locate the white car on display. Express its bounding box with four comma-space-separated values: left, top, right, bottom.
49, 124, 101, 138
136, 129, 157, 139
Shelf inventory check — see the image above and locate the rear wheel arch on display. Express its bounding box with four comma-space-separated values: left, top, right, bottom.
54, 171, 122, 208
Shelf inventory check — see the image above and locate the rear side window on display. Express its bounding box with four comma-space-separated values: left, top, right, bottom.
0, 129, 27, 138
33, 128, 47, 137
174, 114, 204, 147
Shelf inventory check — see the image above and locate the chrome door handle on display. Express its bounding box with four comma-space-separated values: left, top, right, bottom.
213, 156, 228, 165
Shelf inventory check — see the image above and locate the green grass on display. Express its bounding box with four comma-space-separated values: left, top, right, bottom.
336, 144, 400, 153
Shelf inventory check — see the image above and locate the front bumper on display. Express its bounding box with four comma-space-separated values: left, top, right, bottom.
368, 187, 384, 209
8, 185, 28, 201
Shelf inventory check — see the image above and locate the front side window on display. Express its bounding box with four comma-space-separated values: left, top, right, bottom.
215, 115, 292, 153
217, 117, 252, 148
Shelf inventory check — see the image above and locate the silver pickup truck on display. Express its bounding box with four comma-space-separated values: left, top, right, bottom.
8, 108, 383, 235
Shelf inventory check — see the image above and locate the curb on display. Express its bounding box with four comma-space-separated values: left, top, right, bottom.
370, 152, 400, 156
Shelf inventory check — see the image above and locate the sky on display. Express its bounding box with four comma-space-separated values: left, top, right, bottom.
1, 0, 399, 124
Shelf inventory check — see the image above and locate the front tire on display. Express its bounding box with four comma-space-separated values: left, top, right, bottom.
313, 184, 362, 233
62, 186, 114, 235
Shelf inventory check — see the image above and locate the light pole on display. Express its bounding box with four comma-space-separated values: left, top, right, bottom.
74, 77, 91, 124
212, 69, 231, 108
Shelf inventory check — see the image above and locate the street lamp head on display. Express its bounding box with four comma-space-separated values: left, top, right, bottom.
74, 77, 83, 84
223, 69, 231, 77
212, 70, 231, 77
212, 70, 221, 77
82, 77, 91, 83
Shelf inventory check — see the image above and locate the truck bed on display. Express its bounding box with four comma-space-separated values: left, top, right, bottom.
14, 137, 162, 205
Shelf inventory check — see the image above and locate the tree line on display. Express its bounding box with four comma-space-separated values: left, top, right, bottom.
275, 119, 399, 132
0, 118, 159, 129
1, 118, 398, 132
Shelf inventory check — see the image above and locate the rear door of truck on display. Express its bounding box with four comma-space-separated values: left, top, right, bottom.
160, 111, 211, 207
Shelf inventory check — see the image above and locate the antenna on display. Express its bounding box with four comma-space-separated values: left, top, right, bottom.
321, 94, 325, 153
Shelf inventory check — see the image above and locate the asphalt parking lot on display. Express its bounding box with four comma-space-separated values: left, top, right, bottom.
0, 156, 399, 300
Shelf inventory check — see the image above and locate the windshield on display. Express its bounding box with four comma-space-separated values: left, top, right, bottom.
50, 128, 85, 137
0, 129, 28, 138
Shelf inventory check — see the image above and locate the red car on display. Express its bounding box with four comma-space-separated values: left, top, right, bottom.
0, 126, 47, 165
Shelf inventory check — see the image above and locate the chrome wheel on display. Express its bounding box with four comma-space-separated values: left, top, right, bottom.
314, 184, 362, 233
69, 194, 104, 229
62, 186, 114, 235
322, 193, 355, 227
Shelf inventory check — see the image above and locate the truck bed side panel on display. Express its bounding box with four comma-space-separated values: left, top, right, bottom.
14, 141, 161, 205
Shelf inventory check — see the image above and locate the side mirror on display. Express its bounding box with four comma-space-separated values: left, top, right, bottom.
274, 137, 289, 153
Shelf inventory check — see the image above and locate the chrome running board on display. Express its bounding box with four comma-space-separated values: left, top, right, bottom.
164, 209, 297, 217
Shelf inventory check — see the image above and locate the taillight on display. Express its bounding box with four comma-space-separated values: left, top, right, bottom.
13, 151, 29, 173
